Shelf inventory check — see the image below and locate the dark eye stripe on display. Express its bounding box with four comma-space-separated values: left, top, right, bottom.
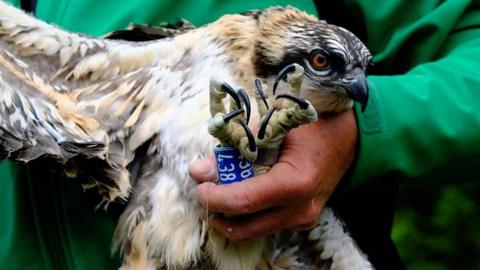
329, 52, 347, 70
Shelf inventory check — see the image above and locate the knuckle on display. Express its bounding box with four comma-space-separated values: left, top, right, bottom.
301, 212, 317, 225
299, 201, 321, 225
231, 192, 254, 214
228, 230, 251, 242
298, 221, 317, 230
290, 176, 316, 199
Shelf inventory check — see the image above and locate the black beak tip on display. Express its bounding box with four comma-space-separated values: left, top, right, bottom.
358, 84, 369, 112
358, 85, 369, 112
354, 92, 369, 113
360, 100, 368, 112
345, 70, 369, 113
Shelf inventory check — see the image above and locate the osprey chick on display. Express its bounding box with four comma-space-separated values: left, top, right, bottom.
0, 2, 372, 270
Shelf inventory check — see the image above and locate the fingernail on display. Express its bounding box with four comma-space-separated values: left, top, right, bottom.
189, 159, 217, 181
189, 161, 204, 173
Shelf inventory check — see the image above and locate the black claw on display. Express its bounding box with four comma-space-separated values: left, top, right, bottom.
223, 108, 244, 122
257, 108, 275, 140
255, 79, 269, 110
237, 89, 251, 125
273, 64, 297, 95
220, 83, 242, 109
276, 93, 309, 110
240, 121, 256, 152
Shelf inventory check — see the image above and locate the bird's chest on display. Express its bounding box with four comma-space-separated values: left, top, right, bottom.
150, 56, 249, 158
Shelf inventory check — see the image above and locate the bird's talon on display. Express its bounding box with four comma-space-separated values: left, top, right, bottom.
273, 63, 303, 95
254, 79, 269, 110
257, 108, 275, 141
223, 108, 245, 122
275, 93, 309, 109
286, 64, 304, 82
240, 121, 256, 153
237, 89, 251, 125
273, 64, 296, 95
220, 82, 242, 109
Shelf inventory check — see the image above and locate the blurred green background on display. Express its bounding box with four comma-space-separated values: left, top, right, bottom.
392, 183, 480, 270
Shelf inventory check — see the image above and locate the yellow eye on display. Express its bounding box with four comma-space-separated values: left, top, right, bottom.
311, 53, 329, 69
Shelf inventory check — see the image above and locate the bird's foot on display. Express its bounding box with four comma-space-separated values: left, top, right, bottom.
207, 63, 317, 165
208, 78, 257, 161
255, 63, 318, 153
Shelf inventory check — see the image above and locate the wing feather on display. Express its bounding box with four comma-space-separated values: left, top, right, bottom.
0, 1, 175, 202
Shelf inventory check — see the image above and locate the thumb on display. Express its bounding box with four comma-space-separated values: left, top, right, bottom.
189, 155, 217, 183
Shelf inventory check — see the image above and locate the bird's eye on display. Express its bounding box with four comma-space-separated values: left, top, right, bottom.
310, 52, 329, 70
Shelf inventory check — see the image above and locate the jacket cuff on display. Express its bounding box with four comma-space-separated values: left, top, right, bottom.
345, 77, 393, 189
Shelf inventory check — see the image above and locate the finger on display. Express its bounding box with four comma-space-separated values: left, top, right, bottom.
196, 161, 305, 214
289, 222, 317, 231
208, 197, 323, 241
189, 155, 217, 183
208, 207, 290, 241
289, 198, 320, 231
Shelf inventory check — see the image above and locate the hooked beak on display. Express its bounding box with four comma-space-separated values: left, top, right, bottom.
343, 68, 369, 112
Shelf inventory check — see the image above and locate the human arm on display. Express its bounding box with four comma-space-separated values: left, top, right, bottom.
190, 0, 480, 240
190, 109, 358, 241
347, 1, 480, 187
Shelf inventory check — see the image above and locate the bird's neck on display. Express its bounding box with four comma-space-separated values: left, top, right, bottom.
203, 14, 261, 93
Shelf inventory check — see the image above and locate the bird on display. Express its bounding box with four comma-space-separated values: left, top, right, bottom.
0, 1, 373, 270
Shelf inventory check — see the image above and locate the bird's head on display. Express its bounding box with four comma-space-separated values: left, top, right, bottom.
252, 7, 372, 113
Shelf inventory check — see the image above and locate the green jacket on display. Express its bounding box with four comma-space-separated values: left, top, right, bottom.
1, 0, 479, 269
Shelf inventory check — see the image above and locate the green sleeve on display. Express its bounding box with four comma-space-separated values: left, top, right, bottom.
345, 0, 480, 187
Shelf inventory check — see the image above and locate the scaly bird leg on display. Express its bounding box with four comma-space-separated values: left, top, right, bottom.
208, 78, 257, 161
208, 64, 317, 170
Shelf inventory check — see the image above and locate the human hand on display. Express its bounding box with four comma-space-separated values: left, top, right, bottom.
189, 109, 358, 241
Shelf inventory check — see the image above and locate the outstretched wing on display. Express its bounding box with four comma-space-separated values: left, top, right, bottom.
0, 1, 184, 202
